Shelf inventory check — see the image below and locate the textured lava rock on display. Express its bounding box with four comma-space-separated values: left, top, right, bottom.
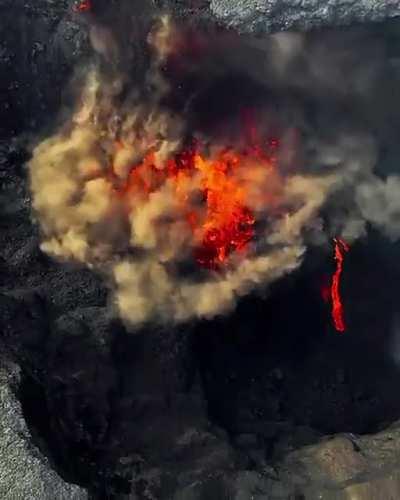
100, 326, 238, 498
0, 0, 90, 139
44, 308, 118, 487
210, 0, 400, 34
0, 359, 88, 499
274, 428, 400, 499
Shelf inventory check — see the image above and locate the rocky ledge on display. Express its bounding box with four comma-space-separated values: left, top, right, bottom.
209, 0, 400, 34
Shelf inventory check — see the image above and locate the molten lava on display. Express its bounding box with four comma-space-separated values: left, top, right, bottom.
193, 151, 256, 268
113, 142, 277, 269
330, 237, 349, 333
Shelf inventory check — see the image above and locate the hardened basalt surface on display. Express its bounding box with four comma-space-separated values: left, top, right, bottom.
210, 0, 400, 33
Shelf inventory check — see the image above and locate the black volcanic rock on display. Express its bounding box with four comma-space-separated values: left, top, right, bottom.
209, 0, 400, 34
0, 0, 90, 139
44, 308, 118, 475
0, 359, 88, 499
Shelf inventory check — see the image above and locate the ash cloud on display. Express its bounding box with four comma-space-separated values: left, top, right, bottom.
29, 8, 400, 329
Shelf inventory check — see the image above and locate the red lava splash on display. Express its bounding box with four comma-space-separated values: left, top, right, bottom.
331, 237, 349, 333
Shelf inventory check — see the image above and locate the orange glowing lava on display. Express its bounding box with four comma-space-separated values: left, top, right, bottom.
193, 151, 255, 268
331, 237, 349, 333
112, 142, 277, 269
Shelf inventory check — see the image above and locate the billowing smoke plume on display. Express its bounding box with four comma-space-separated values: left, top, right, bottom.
29, 10, 399, 328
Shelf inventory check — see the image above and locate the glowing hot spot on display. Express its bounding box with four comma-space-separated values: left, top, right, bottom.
330, 237, 349, 333
73, 0, 92, 13
112, 143, 276, 269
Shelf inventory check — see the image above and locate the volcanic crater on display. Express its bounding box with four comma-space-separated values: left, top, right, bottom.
2, 1, 400, 499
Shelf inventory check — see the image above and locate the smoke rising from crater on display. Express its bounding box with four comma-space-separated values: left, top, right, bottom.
29, 11, 400, 328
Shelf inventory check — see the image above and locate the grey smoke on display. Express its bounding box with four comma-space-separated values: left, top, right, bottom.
357, 176, 400, 241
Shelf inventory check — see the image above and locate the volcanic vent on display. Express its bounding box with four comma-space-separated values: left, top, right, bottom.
29, 12, 384, 330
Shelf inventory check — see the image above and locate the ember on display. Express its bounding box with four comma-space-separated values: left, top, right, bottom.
331, 237, 349, 333
72, 0, 92, 13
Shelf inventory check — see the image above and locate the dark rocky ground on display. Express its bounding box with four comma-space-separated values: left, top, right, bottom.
209, 0, 400, 34
2, 1, 400, 499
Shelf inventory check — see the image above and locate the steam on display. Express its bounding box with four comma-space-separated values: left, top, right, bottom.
29, 14, 399, 328
356, 176, 400, 241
